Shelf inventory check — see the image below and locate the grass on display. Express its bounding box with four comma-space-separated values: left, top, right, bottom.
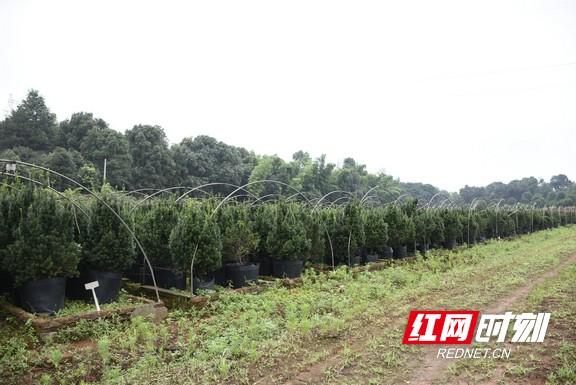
1, 226, 576, 385
54, 291, 144, 317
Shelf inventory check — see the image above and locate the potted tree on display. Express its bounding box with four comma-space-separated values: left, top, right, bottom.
362, 208, 388, 263
384, 205, 413, 259
266, 202, 311, 278
219, 204, 260, 288
133, 200, 183, 289
325, 201, 365, 266
441, 209, 462, 249
3, 188, 80, 314
82, 186, 135, 304
248, 204, 274, 276
170, 201, 222, 293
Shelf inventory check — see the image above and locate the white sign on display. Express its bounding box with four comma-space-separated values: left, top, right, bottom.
85, 281, 101, 312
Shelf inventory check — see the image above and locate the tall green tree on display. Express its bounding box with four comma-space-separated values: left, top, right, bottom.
0, 90, 59, 151
126, 124, 175, 188
80, 128, 132, 188
59, 112, 108, 150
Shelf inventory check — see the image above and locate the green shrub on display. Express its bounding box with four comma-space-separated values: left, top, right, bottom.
83, 186, 135, 273
3, 188, 80, 287
266, 202, 311, 261
440, 209, 463, 242
384, 205, 413, 248
363, 207, 388, 255
134, 199, 179, 267
220, 204, 259, 264
169, 201, 222, 277
324, 200, 365, 264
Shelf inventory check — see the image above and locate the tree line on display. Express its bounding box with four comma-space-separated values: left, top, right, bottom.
0, 90, 573, 206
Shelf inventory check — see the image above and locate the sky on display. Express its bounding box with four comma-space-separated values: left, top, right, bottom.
1, 0, 575, 192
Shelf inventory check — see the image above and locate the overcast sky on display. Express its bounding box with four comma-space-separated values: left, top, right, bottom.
1, 0, 575, 191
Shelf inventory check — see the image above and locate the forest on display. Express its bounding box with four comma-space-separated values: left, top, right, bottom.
0, 90, 574, 206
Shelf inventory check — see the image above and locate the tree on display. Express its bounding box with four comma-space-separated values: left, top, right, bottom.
59, 112, 108, 150
169, 201, 222, 277
550, 174, 572, 191
172, 136, 256, 192
83, 186, 135, 272
3, 188, 80, 287
126, 125, 175, 188
44, 147, 83, 188
80, 128, 132, 188
0, 90, 59, 151
266, 202, 311, 261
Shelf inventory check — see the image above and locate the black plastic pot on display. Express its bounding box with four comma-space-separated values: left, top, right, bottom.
258, 256, 273, 277
192, 276, 215, 294
124, 263, 144, 284
383, 246, 394, 259
19, 277, 66, 315
214, 266, 227, 286
393, 246, 407, 259
364, 254, 379, 264
0, 269, 13, 294
148, 267, 186, 290
417, 243, 430, 254
272, 259, 304, 278
443, 239, 457, 250
65, 275, 87, 300
85, 270, 122, 304
225, 263, 259, 289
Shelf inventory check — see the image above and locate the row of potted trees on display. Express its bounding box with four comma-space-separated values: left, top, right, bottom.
0, 184, 134, 314
2, 182, 575, 313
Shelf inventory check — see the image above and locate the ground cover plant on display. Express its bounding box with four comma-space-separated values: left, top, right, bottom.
1, 225, 575, 384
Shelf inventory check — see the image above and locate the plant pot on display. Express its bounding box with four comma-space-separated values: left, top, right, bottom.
364, 254, 379, 264
258, 256, 273, 276
146, 267, 186, 290
192, 276, 215, 294
85, 270, 122, 304
272, 259, 304, 278
19, 277, 66, 315
383, 246, 394, 259
393, 246, 407, 259
124, 263, 145, 284
214, 266, 227, 286
349, 255, 362, 266
225, 263, 259, 289
417, 243, 430, 253
443, 239, 457, 250
0, 269, 13, 294
65, 275, 88, 300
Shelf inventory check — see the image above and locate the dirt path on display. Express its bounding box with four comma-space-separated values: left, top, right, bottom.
277, 252, 576, 385
408, 252, 576, 385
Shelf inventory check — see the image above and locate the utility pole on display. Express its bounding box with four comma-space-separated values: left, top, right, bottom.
103, 158, 107, 185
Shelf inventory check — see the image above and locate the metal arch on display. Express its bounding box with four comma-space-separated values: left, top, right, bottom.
249, 191, 313, 206
1, 172, 90, 220
123, 188, 162, 196
187, 180, 336, 295
175, 182, 261, 203
312, 190, 354, 212
0, 159, 161, 303
329, 196, 351, 207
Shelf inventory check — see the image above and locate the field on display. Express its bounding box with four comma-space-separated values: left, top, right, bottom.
1, 226, 575, 385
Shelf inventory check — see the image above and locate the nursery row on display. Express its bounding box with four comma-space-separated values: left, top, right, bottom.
1, 182, 575, 315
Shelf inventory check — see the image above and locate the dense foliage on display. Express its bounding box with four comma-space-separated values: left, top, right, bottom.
82, 187, 135, 272
219, 204, 259, 265
169, 201, 222, 277
266, 202, 312, 261
133, 199, 180, 267
5, 90, 574, 206
0, 185, 80, 286
1, 177, 576, 293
